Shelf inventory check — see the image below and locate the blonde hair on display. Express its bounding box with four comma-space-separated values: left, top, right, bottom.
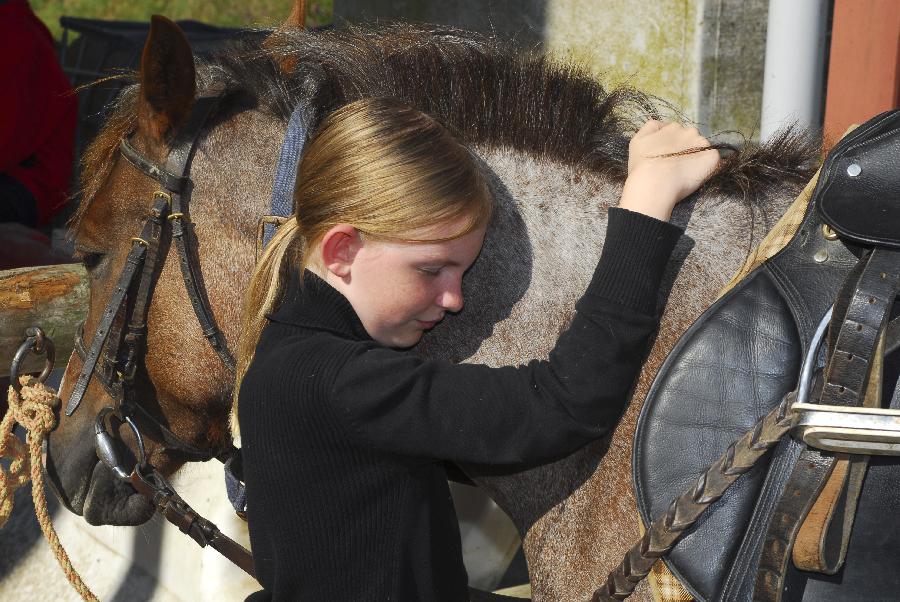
232, 98, 493, 436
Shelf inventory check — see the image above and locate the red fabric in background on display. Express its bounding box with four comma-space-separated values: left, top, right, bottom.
0, 0, 77, 227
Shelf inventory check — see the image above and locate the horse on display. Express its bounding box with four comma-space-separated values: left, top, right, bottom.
43, 16, 817, 601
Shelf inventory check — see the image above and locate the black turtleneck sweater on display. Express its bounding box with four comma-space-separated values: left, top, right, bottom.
239, 207, 683, 601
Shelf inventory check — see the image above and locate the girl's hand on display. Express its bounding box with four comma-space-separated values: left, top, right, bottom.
617, 120, 720, 221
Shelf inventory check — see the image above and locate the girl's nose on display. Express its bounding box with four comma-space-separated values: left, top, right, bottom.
437, 279, 464, 313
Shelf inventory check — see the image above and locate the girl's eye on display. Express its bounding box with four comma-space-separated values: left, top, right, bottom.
418, 267, 441, 276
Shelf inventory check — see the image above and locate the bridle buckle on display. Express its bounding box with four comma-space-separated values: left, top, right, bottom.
117, 362, 137, 383
153, 190, 172, 206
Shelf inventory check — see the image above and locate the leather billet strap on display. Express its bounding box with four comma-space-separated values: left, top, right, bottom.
754, 247, 900, 601
791, 337, 885, 574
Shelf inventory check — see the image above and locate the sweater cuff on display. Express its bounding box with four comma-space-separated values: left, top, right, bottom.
585, 207, 684, 315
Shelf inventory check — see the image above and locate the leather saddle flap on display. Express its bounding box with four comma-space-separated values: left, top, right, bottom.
815, 109, 900, 249
633, 177, 858, 600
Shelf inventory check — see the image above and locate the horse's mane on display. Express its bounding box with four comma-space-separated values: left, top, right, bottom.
72, 23, 818, 231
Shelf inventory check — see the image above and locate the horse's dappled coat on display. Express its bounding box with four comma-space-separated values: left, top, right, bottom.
54, 23, 821, 601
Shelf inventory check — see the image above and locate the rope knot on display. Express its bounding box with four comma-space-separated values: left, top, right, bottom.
11, 377, 60, 436
1, 375, 98, 601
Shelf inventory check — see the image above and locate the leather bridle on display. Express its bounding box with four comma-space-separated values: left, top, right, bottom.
61, 89, 256, 578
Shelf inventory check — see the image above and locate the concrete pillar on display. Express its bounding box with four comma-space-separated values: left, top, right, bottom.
760, 0, 830, 141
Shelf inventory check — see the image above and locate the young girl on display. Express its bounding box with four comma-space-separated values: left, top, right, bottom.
236, 97, 718, 601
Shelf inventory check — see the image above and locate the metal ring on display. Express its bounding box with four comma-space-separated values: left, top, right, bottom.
95, 407, 148, 479
130, 237, 149, 247
796, 306, 833, 405
10, 326, 56, 394
167, 212, 185, 221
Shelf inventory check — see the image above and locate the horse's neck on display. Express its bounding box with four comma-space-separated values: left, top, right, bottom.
418, 147, 789, 369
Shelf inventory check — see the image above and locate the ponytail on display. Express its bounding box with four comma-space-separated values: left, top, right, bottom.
231, 216, 302, 437
230, 97, 492, 438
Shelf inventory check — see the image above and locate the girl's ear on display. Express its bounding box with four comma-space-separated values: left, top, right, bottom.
320, 225, 362, 278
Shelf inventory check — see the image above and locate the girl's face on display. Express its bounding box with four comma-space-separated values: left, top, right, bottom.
335, 218, 487, 348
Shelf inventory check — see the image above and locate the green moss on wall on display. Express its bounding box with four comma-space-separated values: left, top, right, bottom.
545, 0, 700, 119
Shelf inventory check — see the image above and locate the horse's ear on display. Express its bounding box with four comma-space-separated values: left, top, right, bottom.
261, 0, 306, 75
286, 0, 307, 28
139, 15, 196, 142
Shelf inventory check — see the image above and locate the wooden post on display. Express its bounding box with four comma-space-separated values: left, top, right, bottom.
823, 0, 900, 144
0, 264, 88, 378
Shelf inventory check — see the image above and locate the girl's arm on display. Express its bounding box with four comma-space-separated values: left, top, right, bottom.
330, 208, 679, 465
329, 122, 719, 465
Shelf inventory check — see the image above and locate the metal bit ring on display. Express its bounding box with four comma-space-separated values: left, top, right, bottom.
94, 407, 148, 479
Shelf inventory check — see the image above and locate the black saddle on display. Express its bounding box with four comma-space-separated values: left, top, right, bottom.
633, 110, 900, 601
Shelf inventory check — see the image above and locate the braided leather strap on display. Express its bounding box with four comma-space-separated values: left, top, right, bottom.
593, 396, 795, 601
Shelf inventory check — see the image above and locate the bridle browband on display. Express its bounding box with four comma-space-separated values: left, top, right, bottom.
62, 89, 256, 578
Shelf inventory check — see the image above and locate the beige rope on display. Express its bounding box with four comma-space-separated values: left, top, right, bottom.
2, 376, 99, 602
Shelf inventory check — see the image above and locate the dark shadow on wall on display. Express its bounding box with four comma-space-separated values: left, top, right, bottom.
334, 0, 547, 50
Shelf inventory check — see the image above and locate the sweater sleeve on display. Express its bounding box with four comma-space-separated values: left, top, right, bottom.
0, 17, 45, 171
331, 207, 683, 465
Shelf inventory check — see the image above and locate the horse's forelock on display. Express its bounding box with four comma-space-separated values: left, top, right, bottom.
68, 83, 139, 234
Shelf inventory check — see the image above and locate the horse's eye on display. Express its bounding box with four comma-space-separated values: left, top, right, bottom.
74, 249, 105, 271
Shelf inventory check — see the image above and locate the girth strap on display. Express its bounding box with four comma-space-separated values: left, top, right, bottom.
754, 247, 900, 601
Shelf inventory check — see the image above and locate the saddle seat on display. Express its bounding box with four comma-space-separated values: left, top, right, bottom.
633, 110, 900, 601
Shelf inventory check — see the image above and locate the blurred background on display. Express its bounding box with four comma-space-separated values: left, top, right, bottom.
32, 0, 335, 36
